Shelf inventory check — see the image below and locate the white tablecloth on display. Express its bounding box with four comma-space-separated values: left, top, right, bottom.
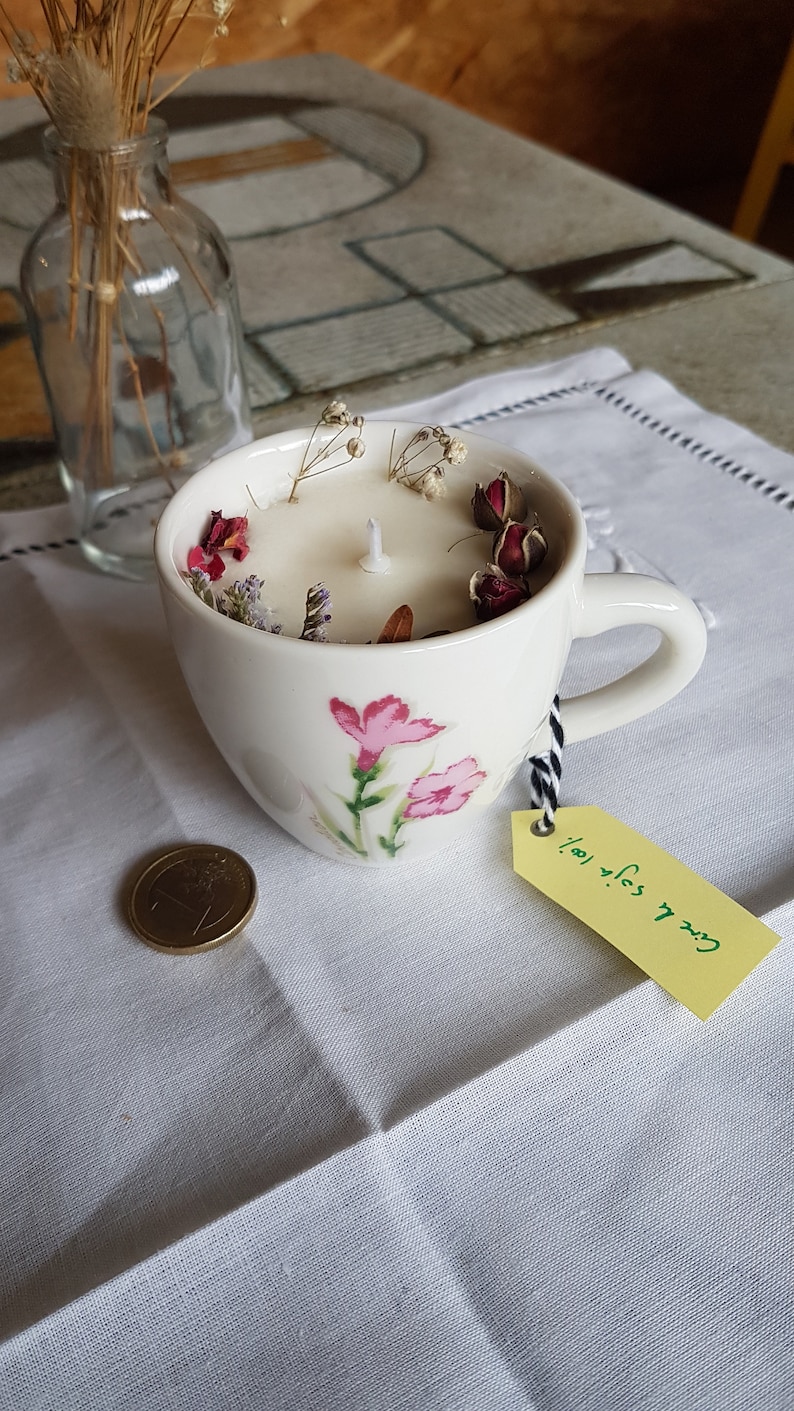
1, 347, 792, 1409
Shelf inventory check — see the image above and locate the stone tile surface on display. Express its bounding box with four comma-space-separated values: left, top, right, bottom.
290, 106, 424, 187
355, 228, 503, 291
255, 299, 472, 393
0, 157, 52, 232
242, 348, 292, 407
2, 54, 794, 505
167, 115, 306, 161
180, 156, 393, 241
578, 244, 739, 290
0, 220, 30, 288
430, 277, 578, 342
232, 232, 404, 332
186, 56, 791, 285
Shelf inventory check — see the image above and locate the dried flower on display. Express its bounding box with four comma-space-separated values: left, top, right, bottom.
377, 604, 414, 644
185, 565, 214, 606
202, 509, 249, 562
217, 576, 281, 632
301, 582, 333, 642
187, 543, 224, 581
469, 565, 531, 622
47, 50, 121, 149
185, 508, 250, 582
492, 518, 548, 577
422, 469, 446, 501
471, 471, 528, 531
444, 437, 467, 466
288, 404, 366, 500
322, 401, 350, 428
388, 425, 465, 498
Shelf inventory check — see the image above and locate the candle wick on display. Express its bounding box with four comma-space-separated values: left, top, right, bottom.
359, 517, 391, 574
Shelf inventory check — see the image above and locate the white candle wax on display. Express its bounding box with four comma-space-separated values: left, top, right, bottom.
224, 449, 548, 643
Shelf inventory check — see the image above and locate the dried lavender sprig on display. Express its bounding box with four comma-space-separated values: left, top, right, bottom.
301, 582, 333, 642
216, 576, 282, 633
185, 565, 214, 607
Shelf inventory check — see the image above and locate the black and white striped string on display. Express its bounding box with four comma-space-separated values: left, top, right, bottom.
527, 694, 564, 836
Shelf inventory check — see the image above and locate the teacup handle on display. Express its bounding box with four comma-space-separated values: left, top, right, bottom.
561, 573, 707, 744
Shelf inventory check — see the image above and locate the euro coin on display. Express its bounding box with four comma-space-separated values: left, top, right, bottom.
127, 844, 257, 954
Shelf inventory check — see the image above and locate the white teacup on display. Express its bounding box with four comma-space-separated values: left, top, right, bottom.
154, 421, 706, 865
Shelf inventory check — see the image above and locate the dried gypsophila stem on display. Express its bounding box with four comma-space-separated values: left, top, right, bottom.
387, 425, 467, 500
287, 402, 366, 503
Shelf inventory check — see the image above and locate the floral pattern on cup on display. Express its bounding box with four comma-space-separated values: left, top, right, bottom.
311, 694, 486, 859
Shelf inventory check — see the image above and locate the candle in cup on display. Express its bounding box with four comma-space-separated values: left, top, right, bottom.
213, 427, 556, 643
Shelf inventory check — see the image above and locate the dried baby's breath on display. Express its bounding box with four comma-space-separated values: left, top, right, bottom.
287, 402, 368, 502
388, 425, 468, 500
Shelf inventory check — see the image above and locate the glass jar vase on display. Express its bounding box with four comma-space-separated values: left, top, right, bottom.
20, 117, 252, 580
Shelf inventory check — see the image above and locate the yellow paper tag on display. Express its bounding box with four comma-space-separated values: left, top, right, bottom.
512, 806, 780, 1020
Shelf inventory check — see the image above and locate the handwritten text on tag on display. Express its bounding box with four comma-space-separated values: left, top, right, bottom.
512, 806, 779, 1020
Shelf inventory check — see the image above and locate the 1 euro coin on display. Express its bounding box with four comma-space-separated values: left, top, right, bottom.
127, 844, 257, 954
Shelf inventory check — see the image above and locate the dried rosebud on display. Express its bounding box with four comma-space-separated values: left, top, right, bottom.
469, 565, 531, 622
347, 436, 366, 458
471, 471, 528, 531
492, 517, 548, 577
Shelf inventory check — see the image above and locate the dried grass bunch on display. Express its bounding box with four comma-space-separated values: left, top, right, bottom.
0, 1, 237, 494
0, 1, 234, 143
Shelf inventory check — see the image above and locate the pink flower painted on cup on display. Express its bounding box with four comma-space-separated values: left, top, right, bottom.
403, 757, 486, 819
330, 694, 444, 773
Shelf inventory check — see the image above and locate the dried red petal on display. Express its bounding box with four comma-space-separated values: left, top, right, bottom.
204, 552, 225, 582
187, 545, 206, 571
202, 510, 250, 560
